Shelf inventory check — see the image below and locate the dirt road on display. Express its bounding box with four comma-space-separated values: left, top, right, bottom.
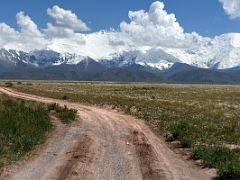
0, 87, 216, 180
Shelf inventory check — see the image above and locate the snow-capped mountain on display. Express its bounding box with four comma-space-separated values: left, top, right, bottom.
103, 33, 240, 70
0, 49, 29, 65
208, 33, 240, 69
0, 48, 179, 70
1, 33, 240, 71
0, 33, 240, 83
0, 49, 89, 68
101, 48, 180, 70
164, 33, 240, 69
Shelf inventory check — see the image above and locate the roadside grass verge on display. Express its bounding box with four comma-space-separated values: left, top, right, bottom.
11, 82, 240, 178
0, 95, 52, 172
0, 92, 77, 172
192, 146, 240, 179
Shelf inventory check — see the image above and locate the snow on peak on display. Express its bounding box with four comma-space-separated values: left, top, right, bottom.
1, 32, 240, 71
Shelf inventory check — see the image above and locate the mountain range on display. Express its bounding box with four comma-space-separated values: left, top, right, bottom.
0, 33, 240, 84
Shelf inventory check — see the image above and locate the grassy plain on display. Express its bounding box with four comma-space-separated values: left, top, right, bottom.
7, 81, 240, 178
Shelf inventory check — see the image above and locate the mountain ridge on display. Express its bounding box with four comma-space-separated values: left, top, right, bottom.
0, 47, 240, 84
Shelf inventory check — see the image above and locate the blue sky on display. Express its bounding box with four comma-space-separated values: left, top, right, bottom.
0, 0, 239, 37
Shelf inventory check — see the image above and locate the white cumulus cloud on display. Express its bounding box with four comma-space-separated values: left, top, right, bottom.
0, 12, 46, 51
120, 1, 186, 48
16, 11, 43, 37
16, 12, 46, 50
46, 5, 90, 38
0, 23, 19, 48
219, 0, 240, 19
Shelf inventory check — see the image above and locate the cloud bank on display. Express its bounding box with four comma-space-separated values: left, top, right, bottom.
0, 1, 238, 61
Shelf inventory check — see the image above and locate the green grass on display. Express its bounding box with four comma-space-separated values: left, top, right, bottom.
4, 82, 13, 87
0, 92, 77, 172
192, 146, 240, 179
0, 95, 53, 171
47, 103, 77, 124
9, 81, 240, 178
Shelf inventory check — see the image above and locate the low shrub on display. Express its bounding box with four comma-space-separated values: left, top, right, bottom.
171, 121, 190, 140
5, 82, 13, 87
180, 137, 192, 148
47, 103, 58, 111
168, 121, 192, 147
192, 146, 240, 179
62, 95, 68, 100
218, 160, 240, 179
165, 133, 175, 142
57, 105, 77, 124
47, 103, 77, 124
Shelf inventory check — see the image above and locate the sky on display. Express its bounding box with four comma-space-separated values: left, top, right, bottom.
0, 0, 239, 37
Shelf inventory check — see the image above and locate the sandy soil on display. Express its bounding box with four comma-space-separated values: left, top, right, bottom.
0, 87, 216, 180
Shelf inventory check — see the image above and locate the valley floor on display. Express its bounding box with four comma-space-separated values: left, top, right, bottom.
0, 88, 215, 180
